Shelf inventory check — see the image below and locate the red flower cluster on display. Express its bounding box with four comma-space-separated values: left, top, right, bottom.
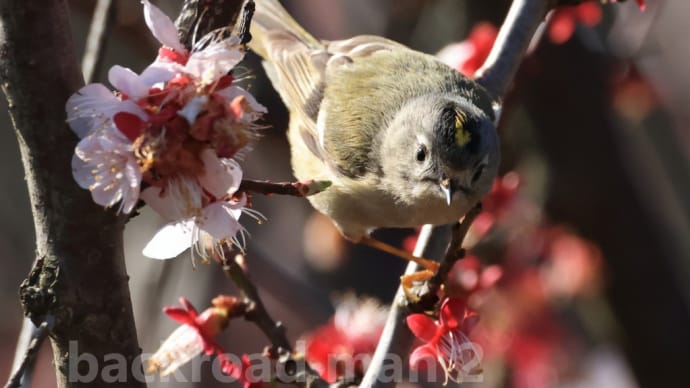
548, 0, 647, 44
548, 1, 602, 44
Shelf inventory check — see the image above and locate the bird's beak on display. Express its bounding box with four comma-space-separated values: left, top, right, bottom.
440, 178, 453, 206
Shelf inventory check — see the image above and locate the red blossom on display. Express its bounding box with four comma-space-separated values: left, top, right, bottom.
467, 172, 520, 242
458, 22, 498, 77
162, 296, 237, 355
407, 298, 482, 383
446, 255, 503, 297
303, 296, 387, 382
158, 46, 190, 65
149, 295, 245, 376
218, 354, 265, 388
438, 22, 498, 78
548, 2, 602, 44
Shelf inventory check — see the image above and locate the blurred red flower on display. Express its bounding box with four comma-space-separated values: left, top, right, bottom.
303, 295, 388, 382
548, 1, 602, 44
437, 22, 498, 77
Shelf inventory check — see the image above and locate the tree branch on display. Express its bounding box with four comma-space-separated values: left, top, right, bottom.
0, 1, 144, 387
219, 253, 330, 388
175, 0, 247, 48
359, 225, 454, 388
240, 179, 332, 197
475, 0, 549, 100
5, 318, 53, 388
81, 0, 116, 83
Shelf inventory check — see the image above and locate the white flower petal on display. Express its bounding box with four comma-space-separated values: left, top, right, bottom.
177, 95, 209, 124
66, 84, 128, 138
215, 86, 267, 114
143, 220, 196, 259
436, 42, 474, 70
198, 202, 242, 240
139, 61, 178, 88
72, 129, 141, 213
71, 152, 93, 189
140, 186, 179, 220
197, 150, 242, 198
142, 0, 186, 53
140, 179, 202, 221
108, 65, 150, 99
149, 324, 205, 376
91, 182, 123, 208
185, 42, 243, 83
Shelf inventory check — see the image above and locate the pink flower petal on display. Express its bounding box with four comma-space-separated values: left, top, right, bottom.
197, 150, 242, 198
142, 0, 186, 53
406, 314, 438, 343
142, 220, 195, 259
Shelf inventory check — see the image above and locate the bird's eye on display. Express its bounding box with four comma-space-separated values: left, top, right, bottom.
472, 164, 486, 183
416, 145, 427, 162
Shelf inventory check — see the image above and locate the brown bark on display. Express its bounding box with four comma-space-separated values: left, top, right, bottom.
0, 1, 143, 387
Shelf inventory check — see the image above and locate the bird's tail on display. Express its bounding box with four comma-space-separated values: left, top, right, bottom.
248, 0, 321, 59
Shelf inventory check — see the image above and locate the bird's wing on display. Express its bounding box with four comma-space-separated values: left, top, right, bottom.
257, 31, 405, 173
258, 30, 328, 160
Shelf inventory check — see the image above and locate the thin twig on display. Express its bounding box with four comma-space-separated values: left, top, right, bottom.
219, 252, 329, 388
240, 179, 331, 197
425, 204, 482, 297
5, 317, 53, 388
359, 225, 454, 388
81, 0, 116, 83
475, 0, 549, 100
220, 253, 291, 349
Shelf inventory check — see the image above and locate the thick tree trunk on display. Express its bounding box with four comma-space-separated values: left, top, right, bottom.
0, 1, 144, 387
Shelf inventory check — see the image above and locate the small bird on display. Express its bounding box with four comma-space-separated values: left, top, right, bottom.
248, 0, 500, 246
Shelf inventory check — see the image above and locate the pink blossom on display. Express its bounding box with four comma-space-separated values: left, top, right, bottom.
65, 0, 267, 258
71, 126, 142, 213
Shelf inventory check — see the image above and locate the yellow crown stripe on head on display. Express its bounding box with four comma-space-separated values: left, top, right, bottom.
454, 111, 471, 146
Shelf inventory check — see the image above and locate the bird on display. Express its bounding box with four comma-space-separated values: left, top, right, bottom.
247, 0, 500, 263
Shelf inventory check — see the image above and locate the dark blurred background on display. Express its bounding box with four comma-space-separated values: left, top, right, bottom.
2, 0, 689, 387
